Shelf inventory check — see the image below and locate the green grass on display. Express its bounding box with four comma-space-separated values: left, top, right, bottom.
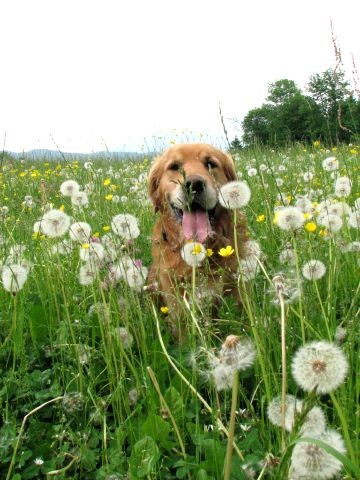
0, 143, 359, 479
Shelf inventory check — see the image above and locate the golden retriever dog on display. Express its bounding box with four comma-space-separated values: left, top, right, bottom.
147, 143, 248, 338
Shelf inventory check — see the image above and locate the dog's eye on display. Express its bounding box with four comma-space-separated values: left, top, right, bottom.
205, 158, 217, 170
168, 162, 181, 171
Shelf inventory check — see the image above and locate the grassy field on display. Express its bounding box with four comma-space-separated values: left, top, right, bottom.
0, 143, 359, 479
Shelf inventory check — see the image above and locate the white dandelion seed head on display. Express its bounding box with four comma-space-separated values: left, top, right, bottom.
50, 239, 74, 256
79, 262, 99, 286
342, 241, 360, 252
295, 197, 313, 213
302, 259, 326, 281
2, 264, 28, 293
34, 457, 44, 466
210, 362, 235, 391
290, 429, 346, 480
84, 182, 94, 194
33, 220, 43, 234
125, 264, 148, 291
325, 201, 351, 217
334, 326, 347, 344
335, 182, 351, 198
347, 210, 360, 229
247, 167, 258, 177
279, 247, 297, 265
267, 395, 303, 432
291, 340, 349, 394
115, 326, 134, 349
71, 191, 89, 208
111, 213, 140, 240
219, 335, 257, 372
276, 206, 305, 231
109, 255, 134, 282
239, 255, 259, 281
80, 242, 105, 265
69, 221, 92, 243
181, 242, 206, 267
318, 213, 343, 233
322, 156, 339, 171
243, 240, 262, 258
60, 179, 80, 197
39, 209, 71, 238
300, 406, 327, 437
302, 171, 314, 181
219, 180, 251, 209
83, 161, 93, 170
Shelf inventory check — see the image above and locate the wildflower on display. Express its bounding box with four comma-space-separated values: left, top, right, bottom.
290, 429, 346, 480
209, 336, 256, 391
276, 206, 305, 231
111, 213, 140, 240
105, 194, 113, 201
125, 264, 148, 291
181, 242, 206, 266
305, 221, 317, 232
62, 392, 84, 414
334, 326, 347, 345
79, 262, 98, 286
69, 221, 92, 243
38, 209, 71, 238
219, 181, 251, 209
302, 259, 326, 280
2, 264, 28, 293
348, 210, 360, 229
160, 306, 169, 314
50, 239, 74, 256
318, 213, 343, 233
302, 171, 314, 181
267, 395, 303, 431
335, 176, 351, 198
103, 178, 111, 186
206, 248, 214, 257
322, 156, 339, 171
291, 340, 348, 394
218, 245, 234, 257
279, 247, 297, 265
300, 405, 327, 436
243, 240, 262, 257
256, 214, 265, 222
79, 242, 105, 265
60, 179, 80, 197
115, 326, 133, 348
34, 457, 44, 466
71, 191, 89, 208
325, 201, 351, 217
239, 255, 259, 281
247, 167, 258, 177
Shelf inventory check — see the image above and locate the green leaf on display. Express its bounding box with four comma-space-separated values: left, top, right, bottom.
141, 414, 171, 448
129, 436, 160, 478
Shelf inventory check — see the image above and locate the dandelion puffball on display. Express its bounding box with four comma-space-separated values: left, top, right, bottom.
276, 206, 305, 231
39, 209, 71, 238
181, 242, 207, 267
302, 259, 326, 281
111, 213, 140, 240
291, 340, 348, 394
60, 179, 80, 197
2, 264, 28, 293
219, 181, 251, 209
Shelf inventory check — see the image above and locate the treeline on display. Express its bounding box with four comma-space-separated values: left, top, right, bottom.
235, 69, 360, 147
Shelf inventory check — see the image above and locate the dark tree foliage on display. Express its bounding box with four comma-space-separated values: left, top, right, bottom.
241, 69, 360, 146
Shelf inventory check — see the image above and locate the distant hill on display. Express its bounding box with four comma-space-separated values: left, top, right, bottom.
5, 149, 144, 161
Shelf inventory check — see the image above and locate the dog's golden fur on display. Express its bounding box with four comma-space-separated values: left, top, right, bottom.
147, 143, 248, 337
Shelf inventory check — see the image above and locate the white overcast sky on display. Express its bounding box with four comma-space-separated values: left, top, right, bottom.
1, 0, 359, 153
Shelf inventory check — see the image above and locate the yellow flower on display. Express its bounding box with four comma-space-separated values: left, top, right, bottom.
105, 194, 113, 201
110, 184, 118, 191
103, 178, 111, 186
32, 231, 45, 239
273, 211, 280, 225
350, 148, 358, 155
82, 243, 90, 249
102, 225, 111, 232
218, 245, 234, 257
19, 171, 27, 177
303, 212, 311, 220
59, 204, 65, 211
206, 248, 214, 257
305, 221, 317, 233
313, 140, 321, 147
256, 214, 265, 222
331, 147, 337, 151
93, 232, 100, 237
319, 229, 328, 237
160, 306, 169, 314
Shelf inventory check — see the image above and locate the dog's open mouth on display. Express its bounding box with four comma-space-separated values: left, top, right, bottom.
170, 203, 215, 243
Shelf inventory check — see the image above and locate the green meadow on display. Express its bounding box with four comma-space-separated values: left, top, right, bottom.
0, 143, 359, 479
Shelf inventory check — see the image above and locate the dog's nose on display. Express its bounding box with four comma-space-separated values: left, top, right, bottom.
185, 175, 205, 194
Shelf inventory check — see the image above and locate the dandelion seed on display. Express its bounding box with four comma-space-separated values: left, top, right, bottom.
2, 264, 28, 293
290, 429, 346, 480
318, 213, 343, 233
60, 179, 80, 197
50, 239, 74, 256
79, 262, 99, 286
128, 388, 138, 406
335, 176, 351, 198
267, 395, 303, 432
62, 392, 84, 414
302, 171, 314, 181
300, 405, 327, 437
71, 191, 89, 208
115, 326, 133, 348
291, 340, 348, 394
239, 255, 259, 281
219, 180, 251, 209
334, 326, 347, 344
276, 206, 305, 231
279, 247, 297, 265
69, 221, 92, 243
302, 259, 326, 281
125, 264, 148, 291
348, 210, 360, 229
111, 213, 140, 240
322, 156, 339, 171
79, 242, 105, 265
247, 167, 258, 177
39, 209, 71, 238
181, 242, 206, 266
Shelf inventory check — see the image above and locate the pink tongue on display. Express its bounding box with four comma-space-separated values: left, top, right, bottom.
183, 211, 211, 243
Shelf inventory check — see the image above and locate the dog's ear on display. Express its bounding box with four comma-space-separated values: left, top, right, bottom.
148, 156, 163, 212
223, 153, 237, 182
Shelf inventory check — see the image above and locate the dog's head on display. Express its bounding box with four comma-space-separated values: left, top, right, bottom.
148, 143, 236, 242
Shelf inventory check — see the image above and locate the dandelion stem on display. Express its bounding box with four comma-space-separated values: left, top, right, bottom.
279, 289, 287, 452
223, 371, 239, 480
329, 392, 356, 465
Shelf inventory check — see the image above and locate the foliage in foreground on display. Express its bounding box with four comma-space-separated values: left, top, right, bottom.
0, 143, 359, 479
